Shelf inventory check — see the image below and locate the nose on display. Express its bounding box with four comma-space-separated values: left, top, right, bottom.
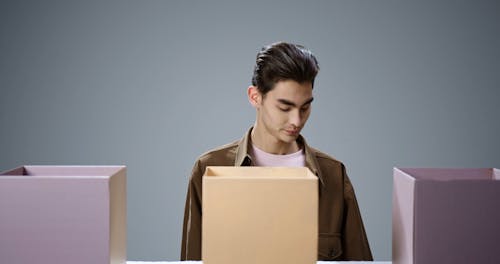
289, 109, 302, 127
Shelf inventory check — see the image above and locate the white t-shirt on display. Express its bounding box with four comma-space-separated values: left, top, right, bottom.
250, 143, 306, 167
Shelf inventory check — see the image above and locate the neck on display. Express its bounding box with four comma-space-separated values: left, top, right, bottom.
251, 125, 299, 155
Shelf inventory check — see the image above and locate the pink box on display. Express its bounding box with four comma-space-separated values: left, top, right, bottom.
393, 168, 500, 264
0, 166, 126, 264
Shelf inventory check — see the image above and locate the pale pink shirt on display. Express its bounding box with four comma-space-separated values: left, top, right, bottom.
250, 143, 306, 167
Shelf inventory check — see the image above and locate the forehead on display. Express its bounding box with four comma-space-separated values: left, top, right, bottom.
266, 80, 313, 102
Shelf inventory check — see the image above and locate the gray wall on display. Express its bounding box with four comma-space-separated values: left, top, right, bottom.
1, 0, 499, 261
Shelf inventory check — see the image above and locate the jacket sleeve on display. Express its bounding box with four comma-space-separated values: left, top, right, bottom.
180, 160, 203, 260
341, 165, 373, 260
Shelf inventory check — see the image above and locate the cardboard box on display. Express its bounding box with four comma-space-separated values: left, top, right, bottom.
202, 166, 318, 264
393, 168, 500, 264
0, 165, 126, 264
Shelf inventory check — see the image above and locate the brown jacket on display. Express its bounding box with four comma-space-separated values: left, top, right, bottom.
181, 128, 373, 261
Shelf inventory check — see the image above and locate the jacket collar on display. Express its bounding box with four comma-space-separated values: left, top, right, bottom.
234, 127, 325, 186
234, 127, 254, 167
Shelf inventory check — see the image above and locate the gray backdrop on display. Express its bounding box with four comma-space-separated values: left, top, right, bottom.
1, 0, 499, 261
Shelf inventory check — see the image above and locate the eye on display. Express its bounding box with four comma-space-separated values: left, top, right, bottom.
279, 107, 291, 112
300, 105, 310, 112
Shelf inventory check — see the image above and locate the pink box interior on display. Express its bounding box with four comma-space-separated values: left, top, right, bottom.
398, 167, 500, 181
0, 165, 126, 264
2, 165, 125, 177
393, 168, 500, 264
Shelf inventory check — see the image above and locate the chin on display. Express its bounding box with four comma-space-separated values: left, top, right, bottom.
279, 134, 299, 144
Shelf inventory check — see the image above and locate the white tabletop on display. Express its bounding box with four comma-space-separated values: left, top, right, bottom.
128, 261, 391, 264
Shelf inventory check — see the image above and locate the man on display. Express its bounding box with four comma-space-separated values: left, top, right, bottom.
181, 42, 373, 261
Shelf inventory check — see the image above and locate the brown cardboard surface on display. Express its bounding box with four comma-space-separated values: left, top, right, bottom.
202, 166, 318, 264
0, 165, 126, 264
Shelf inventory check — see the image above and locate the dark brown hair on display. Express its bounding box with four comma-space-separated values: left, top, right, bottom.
251, 42, 319, 95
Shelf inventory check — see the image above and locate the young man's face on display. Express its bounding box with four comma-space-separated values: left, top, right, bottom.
255, 80, 314, 145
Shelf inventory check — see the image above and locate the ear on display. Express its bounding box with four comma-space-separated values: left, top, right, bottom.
247, 86, 262, 108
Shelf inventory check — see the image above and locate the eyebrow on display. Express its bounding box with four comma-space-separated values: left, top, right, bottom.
277, 97, 314, 107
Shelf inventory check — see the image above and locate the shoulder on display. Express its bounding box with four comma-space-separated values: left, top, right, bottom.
194, 140, 240, 169
305, 145, 349, 191
307, 146, 360, 199
308, 146, 345, 170
187, 139, 242, 192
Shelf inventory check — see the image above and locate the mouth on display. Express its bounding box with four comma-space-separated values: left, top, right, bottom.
284, 129, 300, 136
